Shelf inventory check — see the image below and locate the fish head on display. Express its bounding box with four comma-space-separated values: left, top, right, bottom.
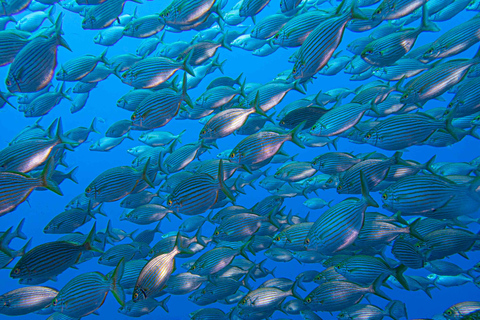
228, 149, 242, 163
5, 72, 22, 93
371, 3, 387, 21
93, 33, 102, 44
272, 232, 287, 247
325, 176, 339, 189
421, 45, 440, 63
309, 122, 323, 136
272, 32, 283, 45
116, 98, 126, 109
444, 306, 460, 320
361, 47, 380, 64
363, 129, 378, 145
336, 181, 351, 194
82, 15, 97, 29
199, 126, 213, 140
132, 286, 147, 302
291, 60, 306, 80
51, 295, 67, 312
399, 89, 417, 104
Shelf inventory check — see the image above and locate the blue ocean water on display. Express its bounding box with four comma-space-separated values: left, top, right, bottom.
0, 0, 479, 319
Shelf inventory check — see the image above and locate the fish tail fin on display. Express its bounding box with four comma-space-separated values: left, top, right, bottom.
423, 155, 436, 174
360, 170, 379, 208
240, 78, 247, 98
293, 79, 306, 94
394, 76, 406, 93
331, 137, 339, 150
212, 55, 226, 74
194, 226, 206, 246
385, 300, 408, 320
351, 2, 368, 20
110, 258, 126, 307
99, 48, 109, 64
89, 117, 101, 134
253, 96, 274, 124
371, 276, 391, 301
177, 129, 186, 144
220, 34, 232, 51
468, 126, 480, 140
67, 166, 79, 184
218, 160, 236, 203
181, 72, 193, 109
239, 239, 253, 259
424, 286, 434, 299
47, 5, 56, 24
235, 72, 243, 86
445, 112, 459, 141
40, 157, 63, 196
289, 121, 306, 149
158, 295, 170, 312
408, 218, 425, 242
83, 222, 102, 253
211, 2, 224, 21
474, 45, 480, 60
12, 218, 27, 240
55, 13, 72, 51
17, 238, 31, 257
182, 51, 195, 77
394, 264, 410, 290
174, 232, 194, 255
141, 158, 155, 188
420, 4, 440, 32
240, 273, 252, 290
291, 277, 303, 300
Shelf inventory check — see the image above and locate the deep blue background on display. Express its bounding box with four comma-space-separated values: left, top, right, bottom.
0, 0, 479, 319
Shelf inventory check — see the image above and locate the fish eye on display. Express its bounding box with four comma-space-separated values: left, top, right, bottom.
415, 243, 421, 248
13, 268, 20, 274
305, 297, 312, 303
327, 178, 333, 184
382, 193, 388, 200
375, 8, 381, 15
365, 50, 373, 55
337, 185, 342, 190
446, 310, 453, 315
133, 292, 138, 299
6, 79, 11, 86
292, 67, 297, 74
131, 114, 136, 120
274, 34, 279, 39
305, 238, 310, 245
274, 235, 281, 241
200, 129, 206, 135
230, 152, 236, 158
52, 298, 57, 306
214, 230, 219, 236
191, 265, 196, 270
167, 199, 173, 206
365, 133, 371, 139
240, 298, 246, 305
427, 48, 434, 54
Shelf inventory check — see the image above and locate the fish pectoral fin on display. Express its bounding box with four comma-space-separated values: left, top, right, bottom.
432, 195, 455, 212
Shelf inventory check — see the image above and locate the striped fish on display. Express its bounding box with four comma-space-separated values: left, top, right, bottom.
0, 286, 58, 316
11, 223, 101, 281
85, 162, 154, 203
336, 152, 404, 194
311, 152, 361, 174
310, 102, 370, 137
372, 0, 427, 20
82, 0, 141, 29
421, 15, 480, 62
272, 11, 328, 48
121, 56, 194, 89
212, 212, 271, 242
304, 277, 389, 312
237, 280, 301, 313
274, 161, 316, 182
164, 272, 207, 295
119, 296, 170, 317
291, 3, 366, 80
444, 301, 480, 320
44, 205, 104, 234
107, 54, 142, 73
362, 6, 439, 67
240, 80, 306, 112
0, 30, 30, 67
133, 234, 186, 301
392, 235, 427, 269
161, 140, 208, 174
0, 119, 73, 173
196, 84, 245, 110
279, 105, 327, 130
400, 49, 480, 105
448, 77, 480, 118
272, 222, 313, 251
199, 102, 270, 142
52, 259, 125, 318
166, 160, 235, 215
132, 78, 192, 130
117, 89, 152, 111
106, 259, 148, 292
335, 255, 409, 289
239, 0, 271, 23
381, 175, 480, 219
229, 122, 305, 168
176, 36, 231, 66
0, 157, 62, 217
123, 15, 165, 38
363, 113, 456, 150
418, 228, 480, 261
120, 204, 174, 225
188, 246, 247, 276
305, 172, 378, 255
251, 14, 290, 40
56, 49, 108, 82
373, 58, 433, 81
99, 242, 150, 266
159, 0, 217, 27
6, 15, 71, 93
